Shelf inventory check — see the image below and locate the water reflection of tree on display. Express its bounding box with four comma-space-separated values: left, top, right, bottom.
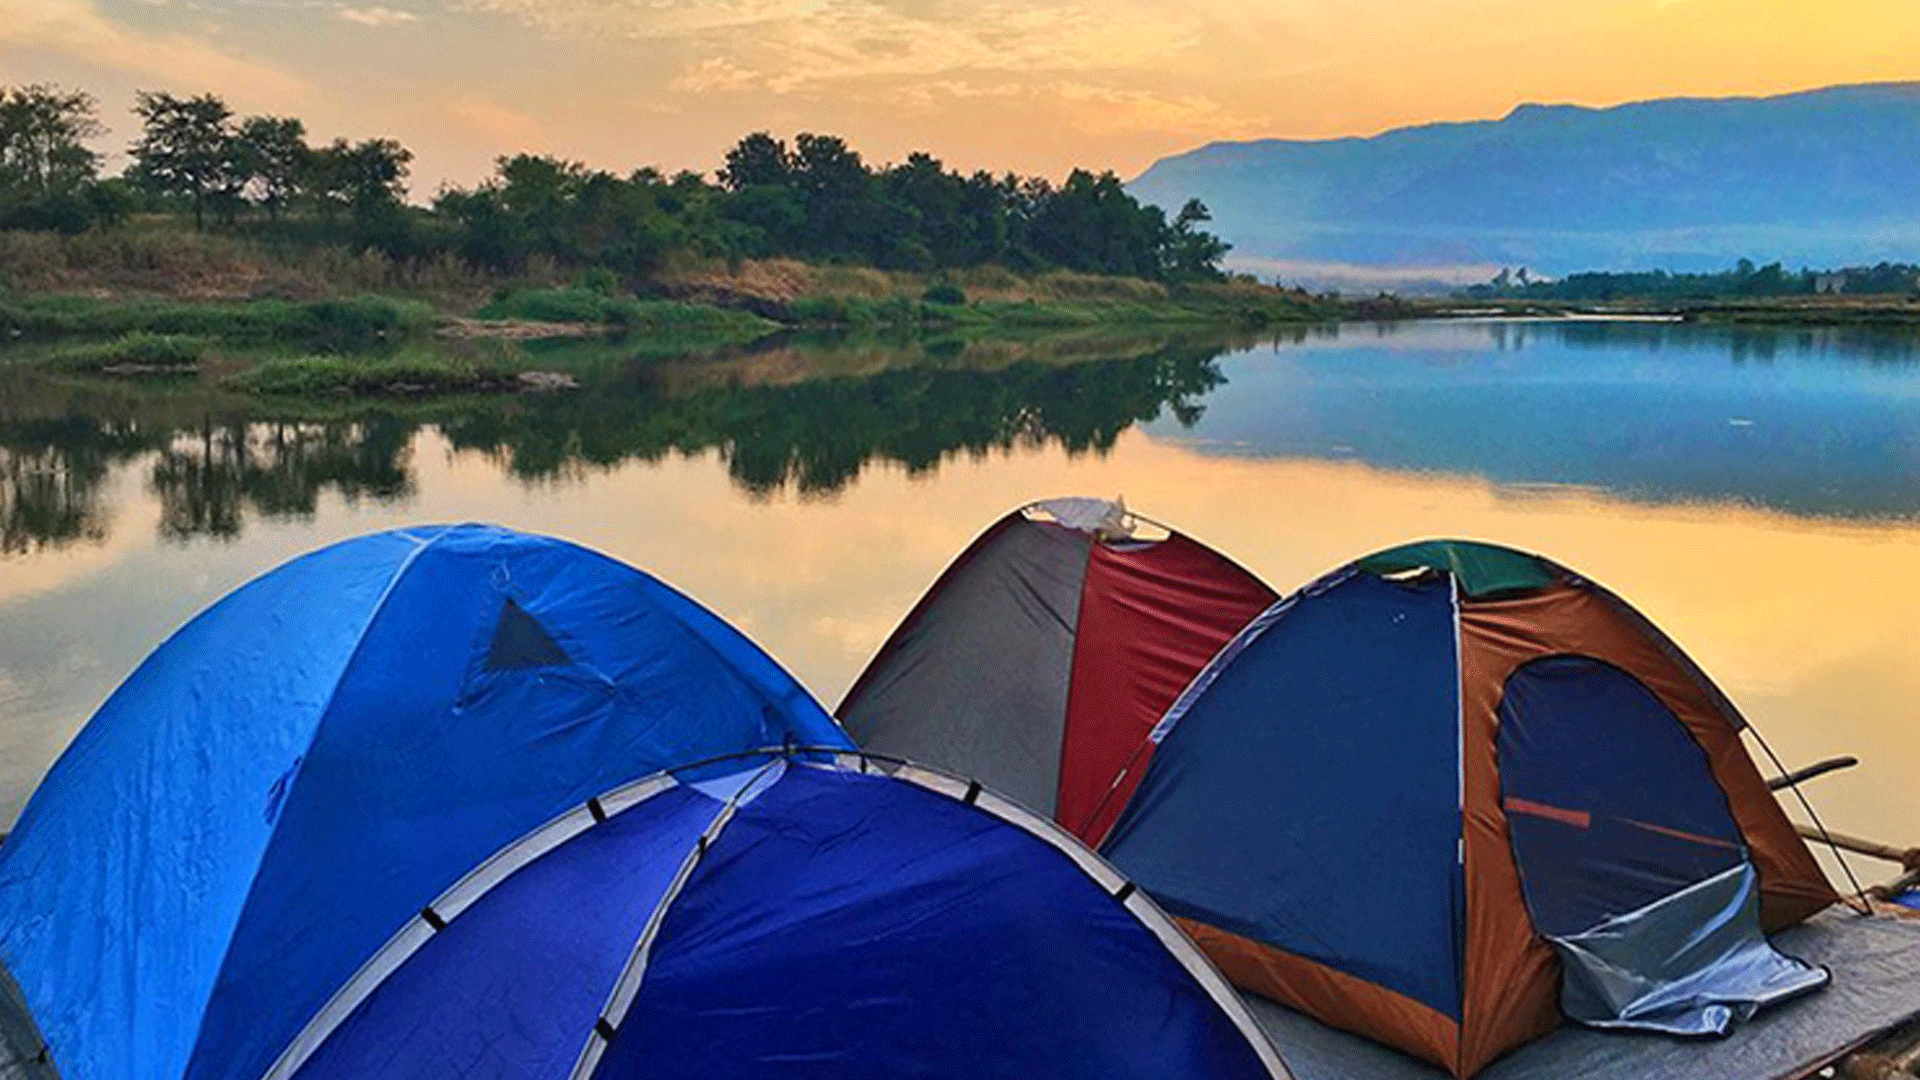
149, 420, 415, 540
441, 342, 1230, 498
0, 417, 156, 554
1, 336, 1234, 548
1543, 321, 1920, 365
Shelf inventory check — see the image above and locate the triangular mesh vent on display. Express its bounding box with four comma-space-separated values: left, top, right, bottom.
485, 598, 571, 670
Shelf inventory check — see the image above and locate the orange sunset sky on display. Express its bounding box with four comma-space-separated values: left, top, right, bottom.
1, 0, 1915, 191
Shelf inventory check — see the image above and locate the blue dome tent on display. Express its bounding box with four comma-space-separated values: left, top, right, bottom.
0, 525, 850, 1080
270, 751, 1293, 1080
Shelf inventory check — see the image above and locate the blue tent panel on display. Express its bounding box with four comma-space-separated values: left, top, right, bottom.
0, 530, 424, 1080
602, 765, 1276, 1080
291, 785, 717, 1080
1102, 572, 1467, 1022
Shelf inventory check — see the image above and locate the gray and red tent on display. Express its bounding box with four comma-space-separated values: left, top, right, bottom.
837, 498, 1277, 845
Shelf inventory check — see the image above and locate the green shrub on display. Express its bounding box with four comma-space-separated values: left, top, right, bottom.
573, 267, 621, 296
922, 282, 967, 306
476, 288, 773, 334
788, 296, 852, 325
0, 294, 432, 345
227, 353, 510, 396
40, 332, 205, 372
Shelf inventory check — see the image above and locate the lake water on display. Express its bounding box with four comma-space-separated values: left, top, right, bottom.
2, 318, 1916, 890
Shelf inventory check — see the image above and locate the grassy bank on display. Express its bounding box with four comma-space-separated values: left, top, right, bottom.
473, 288, 780, 335
0, 225, 1360, 332
0, 226, 1373, 401
1, 294, 435, 344
1681, 298, 1920, 326
36, 332, 206, 374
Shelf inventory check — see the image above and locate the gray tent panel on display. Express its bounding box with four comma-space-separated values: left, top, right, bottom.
840, 519, 1091, 817
0, 964, 55, 1080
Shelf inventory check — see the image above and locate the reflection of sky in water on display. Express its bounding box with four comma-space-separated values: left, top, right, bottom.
1144, 320, 1920, 520
0, 322, 1917, 880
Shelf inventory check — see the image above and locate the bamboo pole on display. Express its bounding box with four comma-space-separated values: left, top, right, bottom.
1869, 867, 1920, 904
1795, 824, 1920, 870
1768, 756, 1859, 790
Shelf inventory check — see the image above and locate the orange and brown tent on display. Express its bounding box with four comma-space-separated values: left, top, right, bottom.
1101, 539, 1837, 1076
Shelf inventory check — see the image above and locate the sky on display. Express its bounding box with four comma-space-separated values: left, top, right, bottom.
1, 0, 1916, 193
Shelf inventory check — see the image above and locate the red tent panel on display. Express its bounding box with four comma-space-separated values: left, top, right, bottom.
1058, 534, 1277, 844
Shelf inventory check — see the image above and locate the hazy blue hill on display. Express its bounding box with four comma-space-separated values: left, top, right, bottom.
1130, 83, 1920, 280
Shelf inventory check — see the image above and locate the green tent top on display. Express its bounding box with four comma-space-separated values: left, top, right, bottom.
1355, 540, 1559, 599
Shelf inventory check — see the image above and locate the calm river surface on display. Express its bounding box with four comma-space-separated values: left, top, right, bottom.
2, 318, 1917, 881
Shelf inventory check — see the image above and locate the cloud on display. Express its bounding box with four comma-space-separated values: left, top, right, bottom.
441, 94, 543, 146
0, 0, 307, 103
448, 0, 1211, 90
336, 5, 419, 26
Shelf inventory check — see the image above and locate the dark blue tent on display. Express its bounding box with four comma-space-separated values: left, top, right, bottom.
270, 752, 1293, 1080
0, 525, 850, 1080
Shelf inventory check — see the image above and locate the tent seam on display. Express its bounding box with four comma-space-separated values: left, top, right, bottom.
184, 525, 453, 1080
567, 758, 783, 1080
256, 770, 686, 1080
1450, 572, 1469, 1077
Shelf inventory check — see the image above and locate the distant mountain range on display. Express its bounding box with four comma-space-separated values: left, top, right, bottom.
1129, 83, 1920, 287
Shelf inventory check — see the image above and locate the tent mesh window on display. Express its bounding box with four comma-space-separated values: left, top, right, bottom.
1497, 654, 1745, 937
484, 598, 572, 671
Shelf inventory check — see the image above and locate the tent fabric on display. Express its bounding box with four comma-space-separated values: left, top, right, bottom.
0, 524, 850, 1080
1496, 656, 1827, 1034
1456, 579, 1836, 1073
1549, 864, 1829, 1036
840, 515, 1092, 817
1354, 541, 1558, 599
1060, 531, 1284, 839
284, 756, 1296, 1080
1102, 571, 1467, 1022
838, 500, 1275, 844
1177, 919, 1464, 1072
1497, 656, 1748, 938
1134, 543, 1835, 1077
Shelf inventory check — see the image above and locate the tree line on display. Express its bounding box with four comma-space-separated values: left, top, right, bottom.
0, 83, 1229, 281
1466, 260, 1920, 301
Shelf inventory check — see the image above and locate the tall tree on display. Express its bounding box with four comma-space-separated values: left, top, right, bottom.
718, 132, 791, 191
1165, 198, 1230, 280
310, 137, 412, 249
128, 90, 235, 228
231, 116, 310, 219
0, 85, 103, 200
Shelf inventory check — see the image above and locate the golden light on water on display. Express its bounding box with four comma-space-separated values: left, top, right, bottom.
12, 423, 1914, 855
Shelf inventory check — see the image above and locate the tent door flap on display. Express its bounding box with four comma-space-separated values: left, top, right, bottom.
1548, 862, 1829, 1036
